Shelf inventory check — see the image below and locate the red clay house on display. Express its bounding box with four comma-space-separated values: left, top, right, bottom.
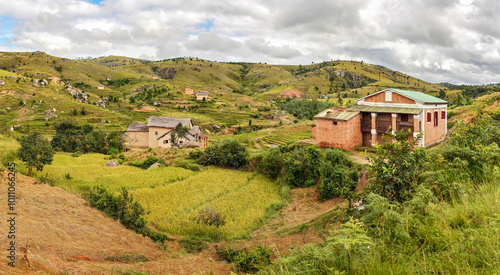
312, 88, 448, 149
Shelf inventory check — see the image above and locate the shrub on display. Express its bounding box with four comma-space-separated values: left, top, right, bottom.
131, 160, 143, 168
108, 147, 119, 156
283, 146, 320, 187
38, 173, 55, 186
179, 238, 209, 253
174, 159, 201, 171
367, 130, 426, 203
188, 149, 203, 159
219, 244, 273, 273
259, 147, 283, 180
319, 166, 358, 201
84, 186, 169, 243
194, 208, 226, 240
142, 155, 158, 169
199, 138, 247, 168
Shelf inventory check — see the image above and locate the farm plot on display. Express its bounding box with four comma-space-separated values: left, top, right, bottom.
27, 153, 195, 193
20, 151, 281, 239
132, 169, 280, 238
262, 131, 312, 146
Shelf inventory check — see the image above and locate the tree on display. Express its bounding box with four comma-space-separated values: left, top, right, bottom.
438, 90, 446, 99
367, 130, 426, 203
170, 123, 189, 148
194, 208, 226, 240
17, 132, 54, 176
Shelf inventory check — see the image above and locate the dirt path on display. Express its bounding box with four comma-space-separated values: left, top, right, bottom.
349, 150, 371, 165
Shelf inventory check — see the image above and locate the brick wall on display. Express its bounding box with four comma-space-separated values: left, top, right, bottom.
313, 114, 362, 149
364, 91, 416, 105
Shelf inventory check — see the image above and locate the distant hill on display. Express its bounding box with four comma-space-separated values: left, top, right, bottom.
0, 51, 453, 136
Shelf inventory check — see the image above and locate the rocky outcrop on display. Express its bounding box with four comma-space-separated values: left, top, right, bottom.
105, 160, 120, 167
66, 85, 88, 104
157, 67, 177, 80
147, 163, 162, 169
44, 108, 57, 121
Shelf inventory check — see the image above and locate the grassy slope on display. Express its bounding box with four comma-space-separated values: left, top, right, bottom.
0, 51, 452, 136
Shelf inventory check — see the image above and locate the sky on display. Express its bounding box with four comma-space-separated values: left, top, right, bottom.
0, 0, 499, 85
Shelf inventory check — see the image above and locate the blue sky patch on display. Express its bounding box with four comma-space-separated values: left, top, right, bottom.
84, 0, 105, 5
200, 19, 213, 31
0, 16, 16, 46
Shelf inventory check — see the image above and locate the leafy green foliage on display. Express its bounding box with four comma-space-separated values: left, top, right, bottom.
51, 119, 123, 154
178, 238, 209, 253
279, 98, 333, 120
319, 149, 358, 202
85, 186, 169, 243
199, 138, 247, 168
219, 244, 273, 273
264, 218, 373, 274
17, 131, 54, 176
319, 166, 358, 202
367, 130, 426, 203
283, 146, 320, 187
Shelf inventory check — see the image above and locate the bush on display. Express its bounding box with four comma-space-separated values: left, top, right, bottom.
283, 146, 320, 187
188, 149, 203, 159
108, 147, 119, 156
259, 147, 283, 180
367, 130, 426, 203
199, 138, 247, 168
142, 155, 158, 169
319, 166, 358, 201
84, 186, 169, 243
179, 238, 208, 253
219, 244, 273, 273
174, 159, 201, 171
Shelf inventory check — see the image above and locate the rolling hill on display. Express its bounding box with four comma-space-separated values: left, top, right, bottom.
0, 51, 453, 137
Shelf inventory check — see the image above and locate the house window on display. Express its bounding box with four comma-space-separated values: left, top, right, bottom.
385, 91, 392, 102
434, 112, 438, 127
180, 141, 183, 144
163, 140, 168, 144
427, 112, 431, 123
155, 131, 158, 135
333, 121, 338, 125
441, 110, 446, 120
401, 114, 408, 122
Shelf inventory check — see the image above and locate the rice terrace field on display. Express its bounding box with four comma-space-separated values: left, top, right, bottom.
20, 151, 281, 239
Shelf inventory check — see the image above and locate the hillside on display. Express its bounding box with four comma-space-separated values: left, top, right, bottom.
0, 51, 451, 137
0, 168, 232, 274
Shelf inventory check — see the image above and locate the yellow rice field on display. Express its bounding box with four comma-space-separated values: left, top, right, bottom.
20, 151, 280, 239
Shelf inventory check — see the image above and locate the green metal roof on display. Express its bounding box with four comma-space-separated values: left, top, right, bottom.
352, 105, 422, 115
314, 108, 360, 121
389, 88, 448, 104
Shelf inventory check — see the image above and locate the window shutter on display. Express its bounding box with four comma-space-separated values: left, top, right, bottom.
427, 112, 431, 122
441, 111, 445, 119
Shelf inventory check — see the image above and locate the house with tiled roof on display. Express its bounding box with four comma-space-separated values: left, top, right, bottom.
196, 91, 209, 100
312, 88, 448, 149
124, 116, 208, 148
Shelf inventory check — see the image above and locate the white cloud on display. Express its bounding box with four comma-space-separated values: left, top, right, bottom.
0, 0, 499, 84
